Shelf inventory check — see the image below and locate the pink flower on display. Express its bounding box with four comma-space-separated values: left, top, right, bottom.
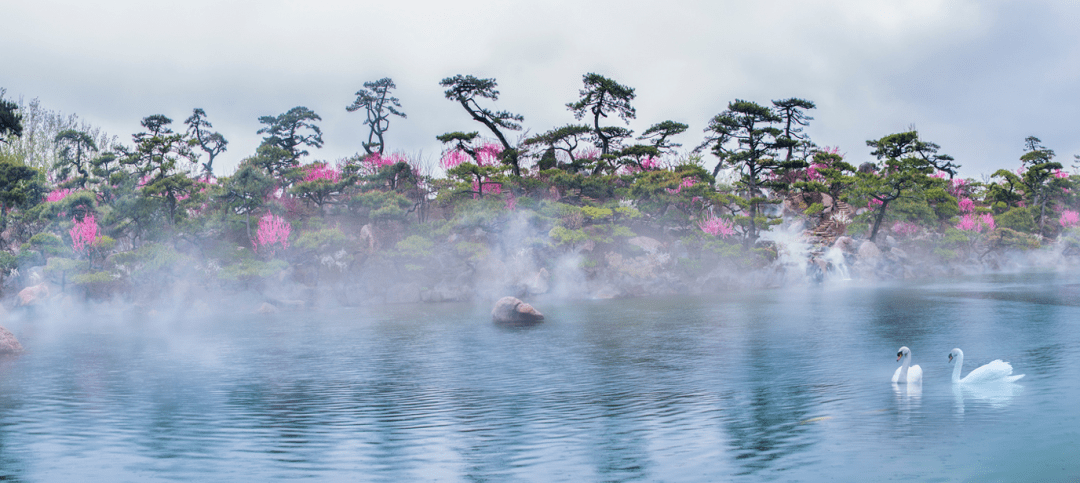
665, 177, 697, 195
956, 214, 980, 232
475, 143, 503, 167
892, 221, 920, 237
302, 162, 341, 183
699, 216, 735, 238
931, 172, 947, 179
959, 198, 974, 212
440, 149, 471, 169
956, 213, 995, 233
1060, 210, 1080, 228
70, 214, 98, 252
254, 212, 290, 251
868, 198, 884, 210
46, 188, 71, 203
368, 153, 400, 169
641, 156, 660, 170
578, 148, 599, 161
1054, 169, 1069, 179
505, 191, 516, 211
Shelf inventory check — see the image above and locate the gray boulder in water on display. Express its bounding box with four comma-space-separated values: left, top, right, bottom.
491, 296, 545, 324
0, 326, 23, 355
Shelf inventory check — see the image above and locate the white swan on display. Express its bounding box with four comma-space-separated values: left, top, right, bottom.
948, 348, 1024, 384
892, 346, 922, 384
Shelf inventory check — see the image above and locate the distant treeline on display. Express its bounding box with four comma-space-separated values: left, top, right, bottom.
0, 75, 1077, 301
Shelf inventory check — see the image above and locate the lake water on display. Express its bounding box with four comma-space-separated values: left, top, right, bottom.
1, 271, 1079, 482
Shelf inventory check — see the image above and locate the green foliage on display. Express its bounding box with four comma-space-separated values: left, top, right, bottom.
218, 257, 288, 282
44, 256, 89, 278
612, 225, 636, 238
0, 158, 45, 214
112, 242, 186, 276
28, 232, 66, 256
580, 206, 612, 222
347, 77, 406, 155
294, 226, 347, 251
440, 75, 523, 176
390, 235, 434, 259
805, 203, 824, 215
71, 270, 117, 285
0, 251, 15, 273
852, 131, 944, 241
257, 106, 323, 162
454, 241, 488, 262
987, 227, 1041, 250
548, 225, 587, 246
567, 73, 636, 157
185, 108, 228, 180
997, 207, 1036, 233
0, 92, 22, 140
353, 190, 413, 222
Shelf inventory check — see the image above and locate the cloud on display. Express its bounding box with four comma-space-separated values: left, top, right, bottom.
3, 0, 1078, 177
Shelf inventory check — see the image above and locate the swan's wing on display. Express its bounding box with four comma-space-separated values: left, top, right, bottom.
1005, 373, 1025, 382
909, 365, 923, 384
892, 366, 901, 383
961, 359, 1014, 384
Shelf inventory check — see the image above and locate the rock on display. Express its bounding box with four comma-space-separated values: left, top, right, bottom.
891, 247, 909, 260
628, 236, 663, 255
821, 193, 834, 210
833, 236, 857, 254
0, 325, 22, 355
591, 286, 622, 299
525, 268, 550, 295
17, 283, 50, 306
257, 302, 278, 314
491, 296, 544, 324
858, 241, 881, 260
385, 282, 421, 304
359, 224, 378, 252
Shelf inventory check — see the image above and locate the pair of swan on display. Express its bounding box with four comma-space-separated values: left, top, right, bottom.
892, 346, 1024, 385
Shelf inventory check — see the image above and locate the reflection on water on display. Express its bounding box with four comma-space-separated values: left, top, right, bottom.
0, 272, 1079, 481
953, 381, 1023, 414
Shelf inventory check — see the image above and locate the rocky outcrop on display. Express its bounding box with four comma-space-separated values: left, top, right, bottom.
0, 326, 22, 355
385, 282, 422, 304
857, 240, 881, 260
491, 296, 544, 324
17, 283, 50, 306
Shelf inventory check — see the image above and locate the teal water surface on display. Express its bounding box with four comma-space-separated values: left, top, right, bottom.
1, 271, 1078, 481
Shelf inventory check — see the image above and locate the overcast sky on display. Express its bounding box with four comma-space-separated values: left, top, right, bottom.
3, 0, 1078, 178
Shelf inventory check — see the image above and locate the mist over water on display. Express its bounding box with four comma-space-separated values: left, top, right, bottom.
1, 270, 1078, 481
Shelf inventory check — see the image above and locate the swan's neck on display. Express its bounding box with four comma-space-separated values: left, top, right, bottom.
951, 353, 963, 383
899, 354, 911, 380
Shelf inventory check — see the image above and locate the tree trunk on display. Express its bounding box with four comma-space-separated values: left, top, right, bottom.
869, 200, 889, 242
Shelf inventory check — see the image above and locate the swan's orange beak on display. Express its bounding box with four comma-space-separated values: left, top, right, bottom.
948, 354, 953, 362
897, 354, 902, 361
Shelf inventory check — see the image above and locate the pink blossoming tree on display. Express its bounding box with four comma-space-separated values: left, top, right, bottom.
254, 212, 291, 252
1060, 209, 1079, 228
70, 214, 98, 253
699, 215, 735, 238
